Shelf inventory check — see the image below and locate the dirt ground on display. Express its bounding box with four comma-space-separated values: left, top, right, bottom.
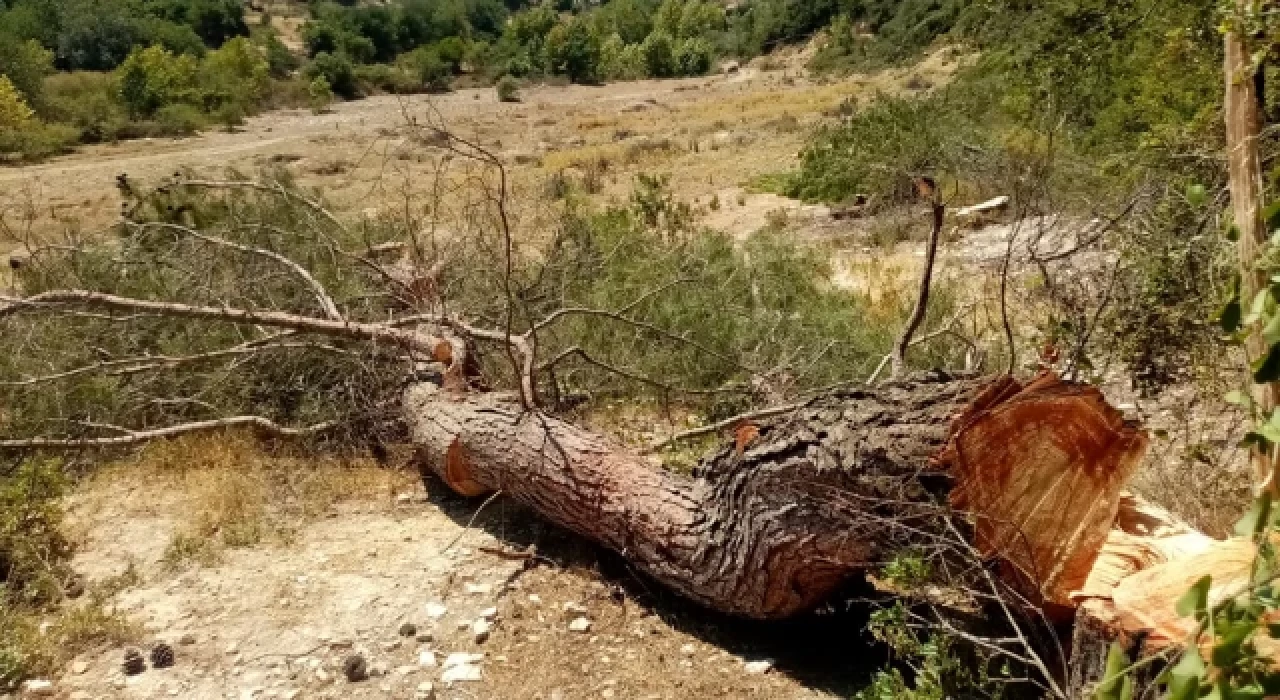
49, 444, 875, 700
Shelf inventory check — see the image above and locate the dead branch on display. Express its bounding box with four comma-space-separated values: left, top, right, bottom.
0, 290, 443, 355
891, 199, 947, 378
129, 221, 344, 321
0, 416, 337, 450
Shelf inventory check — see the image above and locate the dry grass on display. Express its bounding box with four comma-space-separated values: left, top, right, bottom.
76, 434, 417, 570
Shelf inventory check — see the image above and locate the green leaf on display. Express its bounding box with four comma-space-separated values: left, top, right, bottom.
1235, 494, 1273, 537
1228, 683, 1265, 700
1265, 200, 1280, 232
1246, 289, 1271, 326
1253, 344, 1280, 383
1095, 642, 1129, 700
1264, 313, 1280, 345
1176, 576, 1212, 618
1164, 646, 1206, 700
1226, 390, 1255, 410
1118, 676, 1134, 700
1229, 225, 1241, 242
1187, 184, 1208, 208
1211, 618, 1255, 666
1221, 297, 1243, 333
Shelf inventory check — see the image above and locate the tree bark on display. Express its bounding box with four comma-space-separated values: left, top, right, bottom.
405, 372, 1148, 620
1226, 12, 1280, 492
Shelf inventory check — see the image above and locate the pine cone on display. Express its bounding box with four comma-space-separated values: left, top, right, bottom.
343, 653, 368, 682
150, 643, 175, 669
122, 648, 146, 676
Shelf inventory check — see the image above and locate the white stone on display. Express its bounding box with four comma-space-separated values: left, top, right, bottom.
70, 660, 89, 674
441, 664, 482, 683
418, 650, 438, 668
395, 665, 418, 676
472, 619, 492, 643
382, 640, 401, 652
743, 660, 774, 675
680, 643, 696, 656
562, 602, 588, 615
314, 668, 331, 683
464, 583, 492, 595
443, 653, 484, 669
527, 594, 542, 604
21, 679, 55, 697
425, 603, 448, 619
416, 681, 437, 699
478, 606, 498, 620
568, 617, 592, 633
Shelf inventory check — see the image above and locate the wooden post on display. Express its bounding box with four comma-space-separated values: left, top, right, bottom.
1225, 9, 1280, 492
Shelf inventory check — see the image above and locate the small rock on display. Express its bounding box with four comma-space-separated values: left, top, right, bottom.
369, 661, 389, 678
70, 660, 89, 675
21, 679, 54, 697
743, 660, 774, 675
568, 617, 592, 633
472, 619, 491, 644
680, 644, 696, 656
478, 606, 498, 620
418, 651, 438, 668
425, 603, 448, 619
225, 642, 240, 655
382, 640, 401, 652
441, 664, 482, 683
342, 654, 368, 682
314, 668, 331, 684
398, 622, 418, 638
179, 633, 197, 646
395, 665, 418, 676
527, 594, 542, 604
464, 583, 492, 595
563, 602, 588, 615
443, 653, 484, 669
415, 631, 434, 644
416, 681, 437, 699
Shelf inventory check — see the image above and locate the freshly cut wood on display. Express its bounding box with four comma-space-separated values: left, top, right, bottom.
406, 371, 1148, 620
938, 374, 1148, 611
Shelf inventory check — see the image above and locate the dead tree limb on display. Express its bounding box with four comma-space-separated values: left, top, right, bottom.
891, 199, 947, 378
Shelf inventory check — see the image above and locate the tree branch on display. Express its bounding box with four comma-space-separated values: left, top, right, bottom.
131, 221, 344, 321
892, 200, 946, 378
0, 290, 443, 355
0, 416, 338, 451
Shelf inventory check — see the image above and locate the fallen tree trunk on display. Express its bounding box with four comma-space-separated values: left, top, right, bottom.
404, 371, 1148, 620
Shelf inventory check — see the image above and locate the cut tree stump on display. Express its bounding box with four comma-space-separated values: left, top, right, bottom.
404, 371, 1148, 620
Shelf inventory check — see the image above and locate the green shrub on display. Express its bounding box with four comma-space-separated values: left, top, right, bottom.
305, 51, 358, 99
496, 74, 521, 102
0, 120, 79, 161
354, 63, 420, 95
41, 72, 128, 143
788, 92, 988, 204
115, 45, 200, 118
401, 47, 452, 93
154, 102, 207, 136
641, 31, 676, 78
201, 36, 270, 112
0, 36, 53, 110
0, 75, 34, 128
306, 76, 335, 112
0, 459, 71, 608
262, 32, 299, 79
674, 37, 713, 76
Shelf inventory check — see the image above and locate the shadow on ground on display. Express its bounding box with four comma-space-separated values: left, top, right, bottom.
422, 470, 884, 697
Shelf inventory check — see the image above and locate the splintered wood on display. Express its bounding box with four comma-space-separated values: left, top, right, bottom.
936, 373, 1149, 611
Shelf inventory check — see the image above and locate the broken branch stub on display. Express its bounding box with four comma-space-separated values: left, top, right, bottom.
406, 371, 1147, 620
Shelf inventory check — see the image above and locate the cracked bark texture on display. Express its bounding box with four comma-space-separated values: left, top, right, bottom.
405, 371, 987, 619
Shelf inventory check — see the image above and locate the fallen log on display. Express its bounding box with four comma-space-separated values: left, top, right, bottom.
405, 371, 1148, 621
